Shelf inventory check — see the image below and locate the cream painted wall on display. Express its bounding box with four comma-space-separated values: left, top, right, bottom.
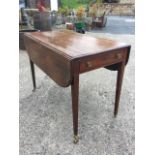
120, 0, 134, 3
50, 0, 58, 11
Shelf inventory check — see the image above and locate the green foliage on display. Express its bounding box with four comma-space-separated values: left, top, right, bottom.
97, 0, 103, 3
60, 0, 97, 9
58, 6, 70, 15
59, 0, 105, 9
60, 0, 81, 9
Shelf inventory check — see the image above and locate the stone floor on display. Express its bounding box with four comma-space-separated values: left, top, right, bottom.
91, 16, 135, 35
19, 33, 135, 155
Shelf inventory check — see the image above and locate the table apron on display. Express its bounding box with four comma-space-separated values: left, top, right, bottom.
79, 49, 127, 73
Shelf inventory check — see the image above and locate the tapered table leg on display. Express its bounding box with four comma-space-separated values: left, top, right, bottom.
29, 59, 36, 91
114, 61, 125, 117
71, 75, 79, 143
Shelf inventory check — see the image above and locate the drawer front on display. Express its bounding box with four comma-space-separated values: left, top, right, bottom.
80, 51, 125, 73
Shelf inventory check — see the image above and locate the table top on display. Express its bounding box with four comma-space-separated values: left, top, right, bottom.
25, 30, 130, 60
25, 29, 131, 87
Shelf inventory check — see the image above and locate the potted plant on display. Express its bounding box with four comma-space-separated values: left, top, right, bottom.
75, 6, 86, 34
58, 7, 70, 24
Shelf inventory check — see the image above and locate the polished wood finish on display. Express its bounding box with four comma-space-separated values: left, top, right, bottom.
79, 49, 126, 73
24, 30, 131, 142
71, 61, 79, 137
24, 35, 71, 87
24, 30, 129, 59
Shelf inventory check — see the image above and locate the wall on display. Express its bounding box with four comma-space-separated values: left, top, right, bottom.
120, 0, 135, 3
50, 0, 58, 11
104, 3, 135, 16
91, 2, 135, 16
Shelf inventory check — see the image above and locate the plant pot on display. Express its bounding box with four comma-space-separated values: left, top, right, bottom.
19, 29, 39, 50
105, 0, 120, 3
66, 23, 74, 30
75, 22, 86, 34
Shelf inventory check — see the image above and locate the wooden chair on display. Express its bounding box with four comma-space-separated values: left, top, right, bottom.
92, 12, 107, 29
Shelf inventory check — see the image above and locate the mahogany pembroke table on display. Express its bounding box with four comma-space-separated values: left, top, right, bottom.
24, 30, 131, 143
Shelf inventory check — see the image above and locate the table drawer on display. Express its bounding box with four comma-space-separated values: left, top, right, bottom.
80, 51, 125, 73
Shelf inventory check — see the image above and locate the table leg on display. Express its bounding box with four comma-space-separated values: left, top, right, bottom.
71, 75, 79, 143
114, 61, 125, 117
29, 59, 36, 91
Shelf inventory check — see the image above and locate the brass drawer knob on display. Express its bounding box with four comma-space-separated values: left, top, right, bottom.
86, 61, 92, 68
116, 53, 122, 59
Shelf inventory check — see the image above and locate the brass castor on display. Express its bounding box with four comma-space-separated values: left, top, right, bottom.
73, 135, 79, 144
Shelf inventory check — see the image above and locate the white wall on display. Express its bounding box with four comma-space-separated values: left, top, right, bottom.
120, 0, 135, 3
50, 0, 58, 11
